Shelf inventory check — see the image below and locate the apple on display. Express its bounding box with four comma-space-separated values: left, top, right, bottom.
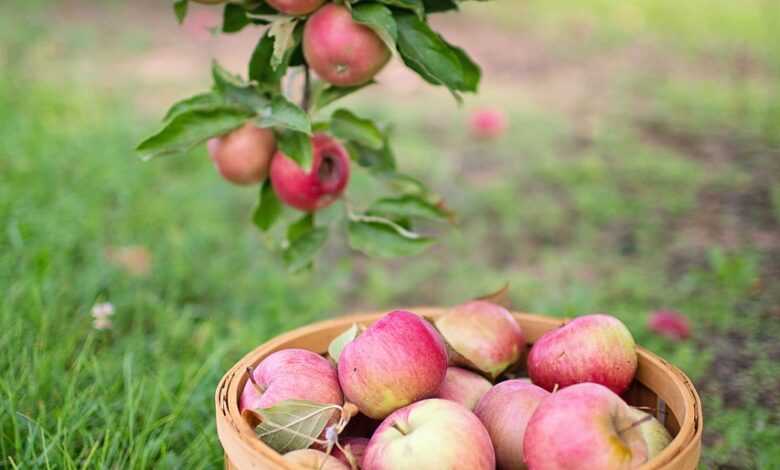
435, 367, 492, 411
363, 398, 495, 470
648, 310, 691, 340
435, 301, 526, 379
239, 348, 343, 413
284, 449, 350, 470
527, 314, 637, 394
190, 0, 226, 4
270, 134, 350, 212
266, 0, 324, 16
332, 437, 369, 469
337, 311, 448, 419
207, 123, 276, 186
303, 4, 391, 87
473, 380, 549, 470
469, 107, 508, 140
523, 383, 672, 470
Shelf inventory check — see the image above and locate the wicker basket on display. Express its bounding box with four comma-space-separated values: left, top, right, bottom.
216, 309, 703, 469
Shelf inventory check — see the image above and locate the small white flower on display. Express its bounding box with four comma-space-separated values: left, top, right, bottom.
91, 303, 115, 319
93, 317, 113, 330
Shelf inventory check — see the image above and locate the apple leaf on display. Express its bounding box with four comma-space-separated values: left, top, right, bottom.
314, 81, 376, 111
276, 129, 313, 170
249, 32, 283, 89
136, 106, 253, 160
251, 400, 338, 453
368, 195, 451, 222
330, 109, 384, 151
162, 92, 224, 122
283, 216, 329, 272
328, 323, 360, 362
394, 12, 480, 98
347, 139, 396, 172
347, 216, 434, 258
258, 95, 312, 135
212, 61, 269, 111
268, 17, 300, 71
377, 0, 424, 19
253, 181, 283, 231
423, 0, 459, 13
173, 0, 188, 24
351, 3, 398, 52
222, 4, 251, 33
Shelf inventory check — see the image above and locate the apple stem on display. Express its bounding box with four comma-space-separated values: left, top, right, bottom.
617, 414, 653, 435
302, 65, 312, 113
246, 367, 266, 394
391, 421, 410, 436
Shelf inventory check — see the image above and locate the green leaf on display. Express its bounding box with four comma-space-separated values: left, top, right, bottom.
377, 0, 424, 19
351, 3, 397, 51
245, 0, 278, 15
276, 130, 313, 170
314, 81, 375, 111
212, 61, 269, 111
347, 216, 434, 258
259, 95, 312, 135
136, 107, 253, 160
223, 4, 251, 33
328, 324, 360, 362
268, 17, 300, 71
248, 32, 283, 88
253, 181, 283, 231
394, 12, 480, 96
287, 214, 314, 242
330, 109, 384, 150
423, 0, 458, 13
252, 400, 338, 453
163, 92, 224, 122
369, 195, 449, 221
283, 226, 329, 272
173, 0, 188, 24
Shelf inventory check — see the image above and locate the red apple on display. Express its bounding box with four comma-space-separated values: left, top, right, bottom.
284, 449, 350, 470
337, 311, 448, 419
648, 310, 691, 340
270, 133, 350, 212
239, 348, 343, 413
435, 367, 492, 411
473, 380, 549, 470
469, 107, 508, 140
363, 399, 495, 470
266, 0, 324, 16
332, 437, 369, 469
207, 123, 276, 186
523, 383, 672, 470
435, 301, 526, 379
303, 4, 391, 87
527, 314, 637, 394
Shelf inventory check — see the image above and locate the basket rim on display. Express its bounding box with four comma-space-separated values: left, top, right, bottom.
216, 309, 703, 470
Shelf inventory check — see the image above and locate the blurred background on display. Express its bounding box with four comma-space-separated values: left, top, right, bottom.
2, 0, 779, 468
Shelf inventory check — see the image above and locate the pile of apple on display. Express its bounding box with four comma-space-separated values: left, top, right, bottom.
239, 303, 672, 470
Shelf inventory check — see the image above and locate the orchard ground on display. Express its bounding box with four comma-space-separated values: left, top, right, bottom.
2, 0, 779, 468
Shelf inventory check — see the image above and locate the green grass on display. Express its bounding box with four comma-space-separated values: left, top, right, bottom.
2, 1, 779, 468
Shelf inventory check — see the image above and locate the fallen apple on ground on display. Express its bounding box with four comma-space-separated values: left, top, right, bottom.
523, 382, 671, 470
527, 314, 637, 394
363, 398, 495, 470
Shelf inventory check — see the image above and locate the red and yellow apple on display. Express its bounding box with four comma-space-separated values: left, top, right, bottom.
337, 311, 448, 419
363, 399, 495, 470
435, 367, 492, 411
266, 0, 324, 16
473, 380, 549, 469
435, 301, 526, 379
527, 314, 637, 394
523, 383, 671, 470
270, 134, 350, 212
303, 4, 391, 87
207, 123, 276, 186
